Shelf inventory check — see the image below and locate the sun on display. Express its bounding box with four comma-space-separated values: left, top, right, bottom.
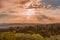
25, 9, 35, 15
24, 9, 35, 19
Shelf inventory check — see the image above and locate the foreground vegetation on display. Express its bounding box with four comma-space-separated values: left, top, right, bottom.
0, 32, 44, 40
0, 23, 60, 40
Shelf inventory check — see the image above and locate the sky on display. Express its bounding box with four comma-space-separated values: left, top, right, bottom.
41, 0, 60, 8
0, 0, 60, 24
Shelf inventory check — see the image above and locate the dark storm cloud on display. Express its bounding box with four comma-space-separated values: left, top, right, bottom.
41, 0, 60, 8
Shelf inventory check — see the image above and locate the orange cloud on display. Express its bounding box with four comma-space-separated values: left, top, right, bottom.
0, 0, 60, 24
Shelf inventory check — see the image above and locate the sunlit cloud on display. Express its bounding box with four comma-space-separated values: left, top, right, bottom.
0, 0, 60, 23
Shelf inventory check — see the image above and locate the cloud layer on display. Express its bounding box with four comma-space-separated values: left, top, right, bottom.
0, 0, 60, 23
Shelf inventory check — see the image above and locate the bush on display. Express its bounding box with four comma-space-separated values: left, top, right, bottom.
0, 32, 16, 40
0, 33, 44, 40
15, 33, 44, 40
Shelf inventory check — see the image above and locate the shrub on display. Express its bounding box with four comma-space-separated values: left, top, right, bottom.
0, 32, 16, 40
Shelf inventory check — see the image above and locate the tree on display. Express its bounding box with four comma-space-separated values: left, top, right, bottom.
9, 27, 15, 32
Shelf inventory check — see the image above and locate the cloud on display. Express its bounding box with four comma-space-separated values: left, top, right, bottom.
0, 11, 18, 18
37, 15, 55, 20
0, 0, 60, 23
0, 7, 60, 23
